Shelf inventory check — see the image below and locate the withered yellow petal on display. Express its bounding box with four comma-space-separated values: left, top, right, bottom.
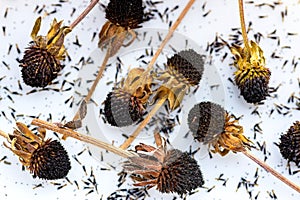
31, 17, 42, 40
46, 19, 64, 42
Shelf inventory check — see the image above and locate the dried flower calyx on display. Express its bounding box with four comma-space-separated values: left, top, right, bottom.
188, 101, 253, 156
104, 68, 153, 127
153, 49, 205, 110
278, 121, 300, 167
123, 138, 204, 195
3, 122, 71, 180
99, 0, 152, 56
231, 41, 271, 104
20, 17, 71, 88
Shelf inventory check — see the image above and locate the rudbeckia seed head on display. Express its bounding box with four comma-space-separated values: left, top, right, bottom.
3, 122, 71, 180
123, 142, 204, 195
279, 121, 300, 167
188, 101, 253, 156
231, 40, 271, 104
19, 17, 71, 88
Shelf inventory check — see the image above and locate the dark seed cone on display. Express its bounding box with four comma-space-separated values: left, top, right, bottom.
188, 102, 225, 144
235, 69, 271, 104
157, 149, 204, 195
105, 0, 150, 29
20, 45, 63, 88
30, 139, 71, 180
123, 143, 204, 195
279, 121, 300, 166
104, 88, 145, 127
187, 101, 252, 156
167, 49, 205, 86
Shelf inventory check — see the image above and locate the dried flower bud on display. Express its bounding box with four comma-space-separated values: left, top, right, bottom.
123, 143, 204, 195
99, 0, 152, 56
3, 122, 71, 180
153, 49, 205, 110
19, 17, 71, 88
188, 101, 253, 156
278, 121, 300, 167
231, 40, 271, 104
104, 68, 152, 127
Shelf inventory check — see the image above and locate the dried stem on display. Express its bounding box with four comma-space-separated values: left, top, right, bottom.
69, 0, 100, 29
0, 130, 9, 139
238, 0, 251, 52
31, 118, 135, 158
120, 96, 167, 150
73, 47, 111, 121
242, 150, 300, 193
143, 0, 196, 76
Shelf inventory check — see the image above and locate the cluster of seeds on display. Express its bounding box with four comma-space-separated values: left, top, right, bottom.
1, 0, 300, 199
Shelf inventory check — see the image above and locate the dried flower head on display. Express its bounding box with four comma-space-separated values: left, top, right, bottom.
188, 101, 253, 156
104, 68, 153, 127
3, 122, 71, 180
19, 17, 71, 87
231, 40, 271, 103
278, 121, 300, 167
123, 138, 204, 195
99, 0, 152, 56
153, 49, 205, 110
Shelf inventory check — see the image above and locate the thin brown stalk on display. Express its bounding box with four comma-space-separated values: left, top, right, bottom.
69, 0, 100, 29
243, 150, 300, 193
31, 118, 135, 158
238, 0, 251, 52
120, 96, 167, 150
0, 130, 9, 139
73, 47, 111, 121
143, 0, 196, 76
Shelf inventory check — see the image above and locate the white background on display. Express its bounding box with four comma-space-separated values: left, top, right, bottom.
0, 0, 299, 199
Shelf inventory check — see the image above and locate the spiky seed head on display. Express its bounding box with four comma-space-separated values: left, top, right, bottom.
20, 17, 70, 88
167, 49, 205, 86
157, 149, 204, 195
105, 0, 150, 29
123, 143, 204, 195
30, 139, 71, 180
104, 88, 145, 127
235, 68, 271, 104
231, 40, 271, 104
279, 121, 300, 166
20, 45, 63, 88
188, 101, 225, 144
3, 122, 71, 180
